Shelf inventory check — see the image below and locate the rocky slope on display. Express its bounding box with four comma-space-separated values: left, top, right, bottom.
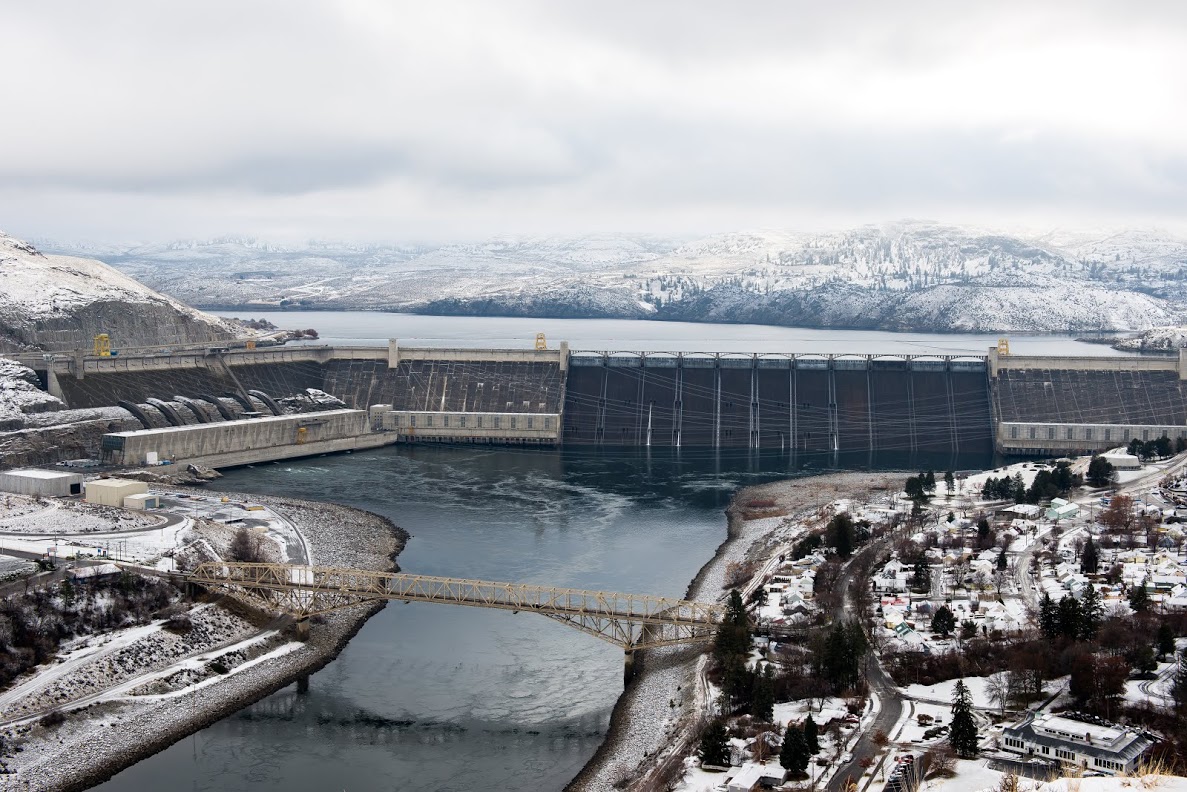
42, 221, 1187, 333
1, 231, 237, 352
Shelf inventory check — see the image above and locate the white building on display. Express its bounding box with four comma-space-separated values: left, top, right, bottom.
0, 468, 84, 497
1002, 713, 1153, 775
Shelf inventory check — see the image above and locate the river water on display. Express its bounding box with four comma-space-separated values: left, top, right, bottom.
92, 316, 1110, 792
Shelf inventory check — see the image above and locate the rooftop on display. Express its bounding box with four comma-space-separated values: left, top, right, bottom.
2, 468, 82, 480
104, 408, 365, 439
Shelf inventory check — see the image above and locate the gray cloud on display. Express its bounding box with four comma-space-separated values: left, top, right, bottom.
1, 1, 1186, 242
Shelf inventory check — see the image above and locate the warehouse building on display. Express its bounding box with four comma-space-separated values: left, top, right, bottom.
84, 478, 148, 508
0, 468, 85, 497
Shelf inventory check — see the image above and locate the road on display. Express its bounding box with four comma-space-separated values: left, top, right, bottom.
826, 539, 905, 792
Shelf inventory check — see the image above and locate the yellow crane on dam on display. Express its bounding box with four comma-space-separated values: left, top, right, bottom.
186, 562, 724, 670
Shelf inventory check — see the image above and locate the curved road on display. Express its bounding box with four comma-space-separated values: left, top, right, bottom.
826, 539, 904, 792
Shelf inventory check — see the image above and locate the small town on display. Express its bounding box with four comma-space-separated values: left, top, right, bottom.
661, 447, 1187, 792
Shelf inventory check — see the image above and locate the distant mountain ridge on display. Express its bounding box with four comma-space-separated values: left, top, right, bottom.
37, 221, 1187, 333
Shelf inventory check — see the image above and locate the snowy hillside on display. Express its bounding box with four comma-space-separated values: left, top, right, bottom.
39, 221, 1187, 334
0, 231, 237, 351
1115, 325, 1187, 351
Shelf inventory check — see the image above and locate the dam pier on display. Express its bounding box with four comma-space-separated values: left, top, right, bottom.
10, 341, 1187, 468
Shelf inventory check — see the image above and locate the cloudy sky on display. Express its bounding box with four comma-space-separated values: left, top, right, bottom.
2, 1, 1185, 243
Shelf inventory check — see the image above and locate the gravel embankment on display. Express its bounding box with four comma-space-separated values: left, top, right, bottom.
0, 492, 407, 792
567, 470, 903, 792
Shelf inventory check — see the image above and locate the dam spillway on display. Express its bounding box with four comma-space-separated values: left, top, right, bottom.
9, 341, 1187, 462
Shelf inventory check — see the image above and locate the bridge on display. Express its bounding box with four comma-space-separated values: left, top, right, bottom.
187, 562, 723, 677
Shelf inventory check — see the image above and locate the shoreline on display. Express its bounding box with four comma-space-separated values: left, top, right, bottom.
567, 470, 904, 792
3, 492, 407, 792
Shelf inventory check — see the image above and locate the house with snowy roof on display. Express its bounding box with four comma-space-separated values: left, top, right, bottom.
1002, 712, 1153, 775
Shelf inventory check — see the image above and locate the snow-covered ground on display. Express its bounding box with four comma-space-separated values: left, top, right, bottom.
0, 490, 404, 792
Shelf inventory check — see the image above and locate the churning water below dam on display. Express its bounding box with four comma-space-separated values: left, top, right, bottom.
92, 445, 992, 792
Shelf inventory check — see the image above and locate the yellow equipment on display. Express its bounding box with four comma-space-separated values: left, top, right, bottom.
997, 337, 1010, 356
93, 334, 111, 357
535, 333, 547, 350
245, 339, 257, 351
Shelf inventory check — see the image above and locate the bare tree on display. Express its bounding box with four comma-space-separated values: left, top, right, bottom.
986, 671, 1012, 717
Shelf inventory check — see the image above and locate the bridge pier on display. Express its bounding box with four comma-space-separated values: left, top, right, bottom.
624, 648, 636, 685
297, 674, 310, 694
295, 618, 310, 641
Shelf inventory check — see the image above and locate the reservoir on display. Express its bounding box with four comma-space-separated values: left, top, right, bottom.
93, 315, 1100, 791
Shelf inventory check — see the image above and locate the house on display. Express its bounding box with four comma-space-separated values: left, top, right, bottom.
727, 762, 766, 792
1001, 712, 1154, 775
1046, 498, 1080, 521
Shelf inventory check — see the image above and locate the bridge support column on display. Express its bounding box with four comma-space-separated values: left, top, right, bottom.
295, 618, 310, 641
623, 649, 636, 685
297, 674, 310, 694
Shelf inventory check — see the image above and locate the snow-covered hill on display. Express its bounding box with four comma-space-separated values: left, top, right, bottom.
39, 221, 1187, 333
0, 231, 238, 351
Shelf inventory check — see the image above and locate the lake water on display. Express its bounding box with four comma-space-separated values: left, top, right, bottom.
93, 315, 1066, 792
212, 310, 1136, 357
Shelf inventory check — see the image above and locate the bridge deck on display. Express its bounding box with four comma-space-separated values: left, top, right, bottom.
188, 562, 724, 650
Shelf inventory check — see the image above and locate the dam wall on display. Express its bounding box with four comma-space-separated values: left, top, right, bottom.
560, 353, 993, 453
19, 340, 1187, 458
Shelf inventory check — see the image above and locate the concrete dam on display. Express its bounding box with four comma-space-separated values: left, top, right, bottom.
10, 341, 1187, 466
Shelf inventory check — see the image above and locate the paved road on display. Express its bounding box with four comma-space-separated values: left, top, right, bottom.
826, 539, 905, 792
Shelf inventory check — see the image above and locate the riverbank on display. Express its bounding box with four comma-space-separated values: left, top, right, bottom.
0, 493, 406, 792
567, 470, 904, 792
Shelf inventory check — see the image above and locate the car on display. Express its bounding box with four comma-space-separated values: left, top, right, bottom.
839, 752, 853, 764
842, 713, 860, 724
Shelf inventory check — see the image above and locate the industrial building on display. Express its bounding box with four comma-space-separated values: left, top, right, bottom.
0, 468, 85, 497
122, 493, 161, 510
1002, 712, 1154, 775
100, 409, 378, 468
84, 478, 148, 507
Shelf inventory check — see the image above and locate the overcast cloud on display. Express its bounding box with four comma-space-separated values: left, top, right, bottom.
2, 1, 1186, 242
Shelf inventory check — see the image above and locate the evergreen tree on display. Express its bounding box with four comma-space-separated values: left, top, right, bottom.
751, 664, 775, 722
1173, 652, 1187, 711
924, 470, 937, 494
1079, 584, 1103, 641
715, 590, 750, 658
803, 713, 819, 753
905, 476, 927, 502
944, 470, 955, 496
699, 719, 731, 767
949, 679, 979, 758
1081, 537, 1099, 574
1130, 583, 1150, 614
1133, 644, 1158, 676
911, 559, 931, 593
1158, 621, 1176, 659
1086, 456, 1116, 488
1057, 594, 1081, 641
931, 605, 956, 638
977, 518, 991, 545
1011, 473, 1026, 503
996, 548, 1008, 572
1038, 593, 1059, 639
829, 513, 855, 558
780, 724, 809, 774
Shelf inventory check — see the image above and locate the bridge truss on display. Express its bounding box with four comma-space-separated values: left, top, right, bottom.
189, 562, 724, 650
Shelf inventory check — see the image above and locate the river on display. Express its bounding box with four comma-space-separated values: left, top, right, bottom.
91, 316, 1106, 792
